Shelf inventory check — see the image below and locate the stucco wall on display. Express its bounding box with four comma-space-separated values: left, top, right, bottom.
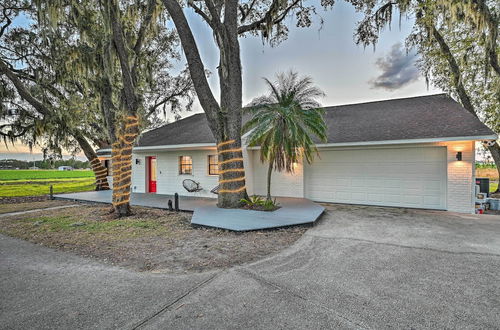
248, 150, 304, 198
132, 149, 219, 198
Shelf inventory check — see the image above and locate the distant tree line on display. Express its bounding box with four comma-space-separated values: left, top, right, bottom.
0, 158, 89, 170
476, 162, 498, 169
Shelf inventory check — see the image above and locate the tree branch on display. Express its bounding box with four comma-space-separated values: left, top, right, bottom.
237, 0, 301, 35
146, 81, 193, 119
162, 0, 220, 134
132, 0, 157, 79
108, 0, 138, 113
187, 0, 216, 29
239, 0, 257, 23
430, 24, 477, 117
0, 59, 52, 117
0, 6, 13, 38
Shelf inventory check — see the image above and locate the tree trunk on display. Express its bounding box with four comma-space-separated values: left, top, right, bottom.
431, 23, 500, 193
266, 162, 273, 201
110, 116, 139, 216
107, 1, 143, 216
73, 133, 110, 191
163, 0, 248, 208
430, 25, 477, 117
217, 136, 247, 208
488, 142, 500, 193
215, 0, 248, 208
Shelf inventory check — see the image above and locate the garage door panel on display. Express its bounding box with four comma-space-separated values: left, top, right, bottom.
350, 192, 367, 201
351, 178, 365, 188
424, 180, 441, 191
334, 178, 350, 187
384, 194, 402, 203
305, 147, 447, 210
423, 196, 442, 207
367, 193, 384, 203
402, 195, 423, 205
385, 179, 401, 188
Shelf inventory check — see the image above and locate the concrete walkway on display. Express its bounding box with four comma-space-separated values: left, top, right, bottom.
56, 191, 324, 230
55, 190, 214, 212
0, 204, 79, 218
191, 197, 324, 231
1, 204, 500, 329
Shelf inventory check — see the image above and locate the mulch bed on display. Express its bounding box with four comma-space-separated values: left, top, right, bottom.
0, 203, 307, 274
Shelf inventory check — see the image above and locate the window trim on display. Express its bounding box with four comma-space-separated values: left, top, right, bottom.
178, 156, 193, 175
207, 154, 219, 176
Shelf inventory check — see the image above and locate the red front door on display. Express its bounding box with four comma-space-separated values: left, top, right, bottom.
148, 156, 157, 193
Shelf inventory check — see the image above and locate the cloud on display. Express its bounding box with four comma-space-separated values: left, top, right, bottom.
369, 43, 420, 91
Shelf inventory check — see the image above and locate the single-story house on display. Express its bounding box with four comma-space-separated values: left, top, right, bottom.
98, 94, 497, 214
58, 166, 73, 171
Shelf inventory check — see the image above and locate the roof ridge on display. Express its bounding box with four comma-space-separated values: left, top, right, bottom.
321, 93, 448, 110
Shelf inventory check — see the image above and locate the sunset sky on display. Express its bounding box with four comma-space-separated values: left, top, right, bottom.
2, 0, 441, 158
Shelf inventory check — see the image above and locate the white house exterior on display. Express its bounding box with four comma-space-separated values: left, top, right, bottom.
99, 94, 497, 214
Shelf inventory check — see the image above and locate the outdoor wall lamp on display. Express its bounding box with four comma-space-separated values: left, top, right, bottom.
136, 159, 141, 165
456, 152, 462, 161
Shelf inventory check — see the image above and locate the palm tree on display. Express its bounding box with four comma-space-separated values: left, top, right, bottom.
244, 70, 328, 201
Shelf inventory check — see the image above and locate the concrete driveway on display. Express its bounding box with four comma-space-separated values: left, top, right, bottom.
1, 204, 499, 329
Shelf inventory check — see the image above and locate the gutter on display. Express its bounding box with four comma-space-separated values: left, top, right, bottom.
246, 135, 498, 149
96, 134, 497, 154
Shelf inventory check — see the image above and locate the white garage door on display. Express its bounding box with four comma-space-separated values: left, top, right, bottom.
304, 147, 447, 209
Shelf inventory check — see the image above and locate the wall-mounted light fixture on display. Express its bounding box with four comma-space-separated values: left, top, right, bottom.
135, 159, 141, 165
456, 152, 462, 161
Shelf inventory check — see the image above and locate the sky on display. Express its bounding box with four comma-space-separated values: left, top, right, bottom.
179, 0, 440, 119
1, 0, 441, 159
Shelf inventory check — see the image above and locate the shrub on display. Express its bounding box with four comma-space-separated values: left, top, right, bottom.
240, 195, 280, 211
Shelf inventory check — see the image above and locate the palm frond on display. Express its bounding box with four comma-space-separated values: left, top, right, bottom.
247, 70, 328, 173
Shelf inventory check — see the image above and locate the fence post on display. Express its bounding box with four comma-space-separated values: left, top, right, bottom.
49, 185, 54, 200
174, 193, 179, 212
168, 199, 173, 211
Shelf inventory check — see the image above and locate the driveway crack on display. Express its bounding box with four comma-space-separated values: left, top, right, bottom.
236, 268, 370, 330
308, 235, 500, 257
130, 272, 220, 329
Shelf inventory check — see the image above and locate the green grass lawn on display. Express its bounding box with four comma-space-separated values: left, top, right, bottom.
0, 169, 94, 181
0, 170, 96, 197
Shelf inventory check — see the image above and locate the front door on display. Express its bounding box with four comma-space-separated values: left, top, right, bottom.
148, 156, 157, 193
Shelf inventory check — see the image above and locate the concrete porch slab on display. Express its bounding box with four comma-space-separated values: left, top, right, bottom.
191, 197, 325, 231
54, 190, 215, 212
55, 191, 324, 231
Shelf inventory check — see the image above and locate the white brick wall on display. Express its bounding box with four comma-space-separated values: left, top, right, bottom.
435, 141, 475, 213
132, 150, 219, 198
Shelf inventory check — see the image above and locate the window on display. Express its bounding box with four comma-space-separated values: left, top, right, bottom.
208, 155, 219, 175
179, 156, 193, 175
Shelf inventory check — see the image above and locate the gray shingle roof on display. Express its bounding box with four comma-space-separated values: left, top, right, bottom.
135, 94, 496, 148
136, 113, 216, 147
319, 93, 495, 143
